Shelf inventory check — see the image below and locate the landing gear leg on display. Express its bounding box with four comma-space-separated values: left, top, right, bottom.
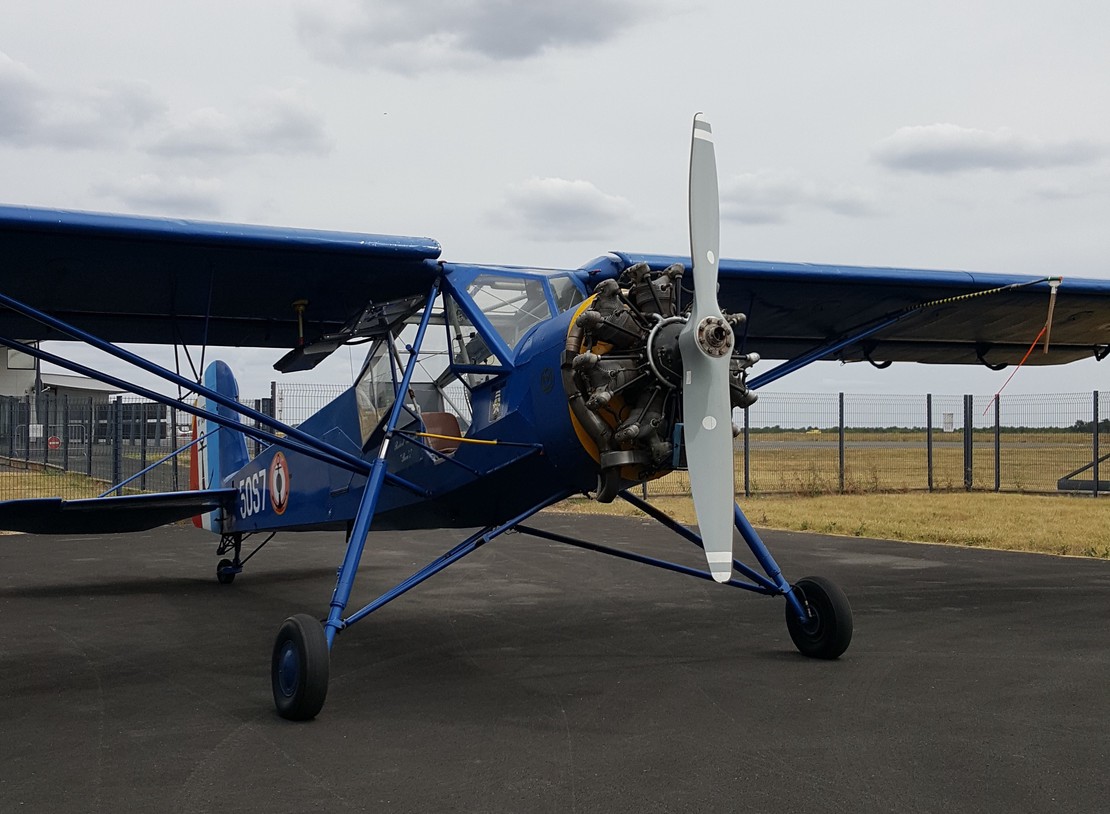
729, 502, 853, 658
216, 533, 242, 585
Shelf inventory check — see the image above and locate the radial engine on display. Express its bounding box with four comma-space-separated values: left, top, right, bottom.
562, 262, 760, 501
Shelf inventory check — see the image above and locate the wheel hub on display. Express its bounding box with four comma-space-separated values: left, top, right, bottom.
277, 641, 301, 697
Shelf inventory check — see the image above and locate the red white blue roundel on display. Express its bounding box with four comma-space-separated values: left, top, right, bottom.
269, 452, 290, 515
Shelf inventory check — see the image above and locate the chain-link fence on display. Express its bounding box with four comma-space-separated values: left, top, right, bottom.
0, 393, 192, 501
650, 390, 1107, 497
1, 386, 1105, 502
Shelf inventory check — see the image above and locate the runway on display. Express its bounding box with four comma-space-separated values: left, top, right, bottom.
1, 514, 1108, 812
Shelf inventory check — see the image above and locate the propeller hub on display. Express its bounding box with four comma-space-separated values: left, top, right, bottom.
694, 315, 734, 358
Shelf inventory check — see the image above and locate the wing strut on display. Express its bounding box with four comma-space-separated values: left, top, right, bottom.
0, 287, 395, 475
0, 334, 370, 477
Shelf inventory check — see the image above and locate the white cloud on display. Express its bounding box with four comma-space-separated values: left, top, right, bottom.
0, 50, 329, 164
489, 177, 634, 241
0, 51, 162, 149
872, 123, 1106, 174
148, 85, 332, 159
245, 86, 333, 155
94, 173, 225, 216
294, 0, 646, 74
720, 169, 880, 225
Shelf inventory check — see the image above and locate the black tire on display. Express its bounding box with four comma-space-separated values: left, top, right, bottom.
785, 576, 853, 660
216, 558, 236, 585
271, 614, 330, 720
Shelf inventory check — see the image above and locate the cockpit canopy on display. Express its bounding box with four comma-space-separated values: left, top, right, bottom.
442, 266, 585, 380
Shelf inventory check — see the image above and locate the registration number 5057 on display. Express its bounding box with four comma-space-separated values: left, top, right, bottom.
238, 471, 267, 518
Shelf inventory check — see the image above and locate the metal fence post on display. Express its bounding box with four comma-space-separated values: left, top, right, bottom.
6, 396, 13, 459
926, 394, 934, 492
1094, 390, 1100, 499
113, 395, 123, 494
139, 401, 148, 491
743, 404, 751, 498
999, 393, 1007, 488
171, 404, 179, 492
86, 397, 94, 477
838, 392, 845, 493
62, 395, 70, 473
252, 398, 262, 459
42, 393, 50, 467
963, 394, 973, 491
23, 394, 31, 462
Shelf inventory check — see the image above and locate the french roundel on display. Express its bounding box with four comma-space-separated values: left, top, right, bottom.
269, 452, 291, 515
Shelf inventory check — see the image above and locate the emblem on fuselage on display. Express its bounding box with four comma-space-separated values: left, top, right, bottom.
270, 451, 291, 515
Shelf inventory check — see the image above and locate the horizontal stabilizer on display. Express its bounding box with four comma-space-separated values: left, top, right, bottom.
0, 490, 238, 535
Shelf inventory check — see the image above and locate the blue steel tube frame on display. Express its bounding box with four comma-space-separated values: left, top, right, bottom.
733, 504, 808, 623
615, 489, 808, 622
618, 490, 778, 591
513, 524, 777, 595
343, 490, 574, 629
0, 291, 370, 474
0, 336, 371, 478
323, 279, 441, 647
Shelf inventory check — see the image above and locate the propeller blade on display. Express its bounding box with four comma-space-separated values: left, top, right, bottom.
678, 114, 735, 583
688, 114, 721, 323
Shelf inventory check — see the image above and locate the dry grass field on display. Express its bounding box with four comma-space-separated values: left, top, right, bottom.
0, 469, 108, 501
557, 491, 1110, 559
2, 445, 1106, 558
648, 430, 1107, 495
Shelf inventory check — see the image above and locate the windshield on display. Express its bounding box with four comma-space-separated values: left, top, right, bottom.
467, 274, 553, 350
446, 273, 554, 370
353, 339, 401, 444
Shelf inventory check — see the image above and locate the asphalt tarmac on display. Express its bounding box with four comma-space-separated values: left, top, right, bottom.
1, 514, 1108, 813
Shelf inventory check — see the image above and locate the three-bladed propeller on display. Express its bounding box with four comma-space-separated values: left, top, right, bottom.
678, 114, 736, 583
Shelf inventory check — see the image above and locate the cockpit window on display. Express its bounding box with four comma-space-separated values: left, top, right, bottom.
550, 275, 585, 313
445, 292, 500, 369
353, 339, 407, 444
467, 274, 553, 349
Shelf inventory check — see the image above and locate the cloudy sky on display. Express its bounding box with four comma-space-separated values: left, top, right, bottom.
2, 0, 1108, 398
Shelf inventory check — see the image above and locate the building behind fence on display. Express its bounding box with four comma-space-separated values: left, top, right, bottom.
1, 386, 1106, 502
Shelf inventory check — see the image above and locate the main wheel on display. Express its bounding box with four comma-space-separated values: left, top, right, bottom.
271, 614, 330, 720
785, 576, 853, 660
216, 558, 236, 585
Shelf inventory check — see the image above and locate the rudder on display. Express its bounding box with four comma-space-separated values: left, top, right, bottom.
192, 360, 249, 531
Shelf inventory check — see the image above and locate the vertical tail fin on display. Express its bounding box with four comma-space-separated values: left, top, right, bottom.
191, 360, 249, 531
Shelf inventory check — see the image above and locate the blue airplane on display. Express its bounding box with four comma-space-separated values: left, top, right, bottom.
1, 116, 1108, 720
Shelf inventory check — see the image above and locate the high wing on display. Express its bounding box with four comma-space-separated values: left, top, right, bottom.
0, 204, 441, 349
2, 204, 1108, 368
614, 253, 1110, 367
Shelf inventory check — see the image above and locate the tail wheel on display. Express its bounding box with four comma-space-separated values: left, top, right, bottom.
216, 558, 236, 585
785, 576, 853, 660
272, 614, 330, 720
